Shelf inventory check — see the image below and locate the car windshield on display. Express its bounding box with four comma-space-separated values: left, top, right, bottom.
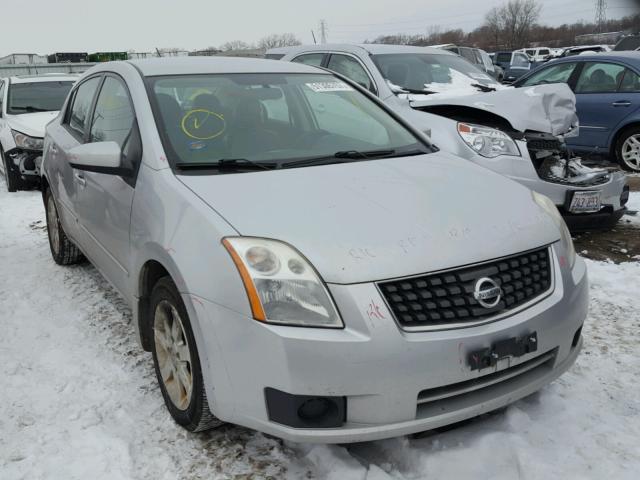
371, 53, 499, 94
148, 73, 430, 171
7, 81, 74, 114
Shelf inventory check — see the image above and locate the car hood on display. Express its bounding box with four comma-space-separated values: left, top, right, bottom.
5, 111, 59, 138
408, 83, 578, 136
179, 153, 560, 284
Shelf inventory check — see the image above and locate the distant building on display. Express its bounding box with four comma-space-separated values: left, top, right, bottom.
189, 49, 222, 57
0, 53, 48, 65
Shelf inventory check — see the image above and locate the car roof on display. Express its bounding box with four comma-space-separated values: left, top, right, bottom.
553, 51, 640, 62
123, 56, 325, 76
266, 43, 452, 57
9, 74, 79, 84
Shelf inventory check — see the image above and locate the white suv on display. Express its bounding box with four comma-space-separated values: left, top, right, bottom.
0, 74, 76, 191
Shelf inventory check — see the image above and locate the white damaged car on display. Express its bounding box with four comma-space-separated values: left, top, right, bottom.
269, 44, 629, 231
0, 74, 76, 191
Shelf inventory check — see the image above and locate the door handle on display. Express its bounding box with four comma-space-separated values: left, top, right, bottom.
612, 101, 631, 107
74, 172, 86, 187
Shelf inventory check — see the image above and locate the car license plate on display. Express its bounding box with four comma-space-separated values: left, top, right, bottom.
468, 332, 538, 371
569, 191, 601, 213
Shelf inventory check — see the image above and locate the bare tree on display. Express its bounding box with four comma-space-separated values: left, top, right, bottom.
500, 0, 542, 49
220, 40, 253, 51
257, 33, 302, 50
485, 6, 505, 50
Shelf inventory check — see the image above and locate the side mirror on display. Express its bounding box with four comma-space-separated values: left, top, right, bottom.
69, 141, 129, 175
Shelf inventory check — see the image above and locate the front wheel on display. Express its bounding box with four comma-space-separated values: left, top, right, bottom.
1, 147, 22, 192
615, 127, 640, 172
150, 277, 222, 432
44, 188, 84, 265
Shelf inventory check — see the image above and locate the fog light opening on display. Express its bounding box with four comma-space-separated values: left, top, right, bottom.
298, 397, 333, 421
572, 325, 583, 348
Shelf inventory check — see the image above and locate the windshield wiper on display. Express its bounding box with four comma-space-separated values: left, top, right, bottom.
175, 159, 277, 171
396, 87, 437, 95
10, 106, 50, 112
470, 83, 496, 92
281, 148, 427, 169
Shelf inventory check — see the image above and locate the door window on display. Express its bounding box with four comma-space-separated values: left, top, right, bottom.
292, 53, 325, 67
90, 77, 135, 148
619, 69, 640, 93
512, 53, 530, 68
67, 77, 101, 138
0, 81, 5, 113
520, 62, 577, 86
327, 54, 374, 91
575, 62, 626, 93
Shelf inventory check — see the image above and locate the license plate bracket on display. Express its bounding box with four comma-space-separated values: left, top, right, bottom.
567, 190, 601, 213
468, 332, 538, 371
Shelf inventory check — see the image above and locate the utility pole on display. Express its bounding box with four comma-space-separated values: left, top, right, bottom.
319, 19, 328, 44
595, 0, 607, 34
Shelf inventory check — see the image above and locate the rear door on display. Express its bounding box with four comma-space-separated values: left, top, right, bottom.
74, 74, 141, 300
47, 75, 103, 241
570, 61, 630, 148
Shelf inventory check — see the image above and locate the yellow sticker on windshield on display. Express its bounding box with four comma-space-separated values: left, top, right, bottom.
181, 109, 226, 140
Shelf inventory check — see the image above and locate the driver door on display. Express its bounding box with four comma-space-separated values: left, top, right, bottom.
74, 75, 141, 301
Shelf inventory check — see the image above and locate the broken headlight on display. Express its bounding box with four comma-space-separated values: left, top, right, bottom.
223, 237, 343, 328
457, 123, 520, 158
11, 130, 44, 150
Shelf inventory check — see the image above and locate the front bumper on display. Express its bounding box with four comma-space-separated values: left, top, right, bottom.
189, 245, 588, 443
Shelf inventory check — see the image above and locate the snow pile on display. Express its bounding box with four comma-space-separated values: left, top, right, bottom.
1, 183, 639, 480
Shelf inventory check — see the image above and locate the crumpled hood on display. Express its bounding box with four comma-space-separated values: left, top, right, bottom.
179, 153, 560, 284
6, 111, 59, 138
409, 83, 579, 136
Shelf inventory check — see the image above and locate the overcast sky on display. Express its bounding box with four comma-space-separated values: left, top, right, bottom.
0, 0, 638, 56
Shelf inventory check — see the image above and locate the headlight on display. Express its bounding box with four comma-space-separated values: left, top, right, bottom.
457, 123, 520, 158
532, 191, 576, 268
223, 237, 343, 328
11, 130, 44, 150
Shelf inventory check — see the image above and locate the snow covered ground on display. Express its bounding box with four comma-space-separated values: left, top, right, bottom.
1, 183, 639, 480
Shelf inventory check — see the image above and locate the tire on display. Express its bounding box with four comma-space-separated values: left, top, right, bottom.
615, 126, 640, 172
150, 276, 222, 432
1, 147, 22, 193
44, 188, 84, 265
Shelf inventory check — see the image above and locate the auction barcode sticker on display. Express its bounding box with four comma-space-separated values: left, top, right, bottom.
305, 82, 354, 92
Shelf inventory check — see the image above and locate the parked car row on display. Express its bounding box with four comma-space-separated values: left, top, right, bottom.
35, 56, 588, 444
268, 44, 630, 230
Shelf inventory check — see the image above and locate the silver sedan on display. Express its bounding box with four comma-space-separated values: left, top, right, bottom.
41, 57, 587, 443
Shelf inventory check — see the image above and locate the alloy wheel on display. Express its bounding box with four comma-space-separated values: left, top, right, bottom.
621, 134, 640, 171
154, 300, 194, 411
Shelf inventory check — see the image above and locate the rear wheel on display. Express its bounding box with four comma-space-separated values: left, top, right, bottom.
44, 188, 84, 265
150, 277, 222, 432
615, 126, 640, 172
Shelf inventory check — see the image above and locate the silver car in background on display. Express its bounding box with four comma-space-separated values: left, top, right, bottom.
269, 44, 629, 231
42, 57, 587, 443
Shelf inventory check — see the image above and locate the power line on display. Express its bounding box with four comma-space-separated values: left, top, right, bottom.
319, 19, 328, 44
595, 0, 607, 33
